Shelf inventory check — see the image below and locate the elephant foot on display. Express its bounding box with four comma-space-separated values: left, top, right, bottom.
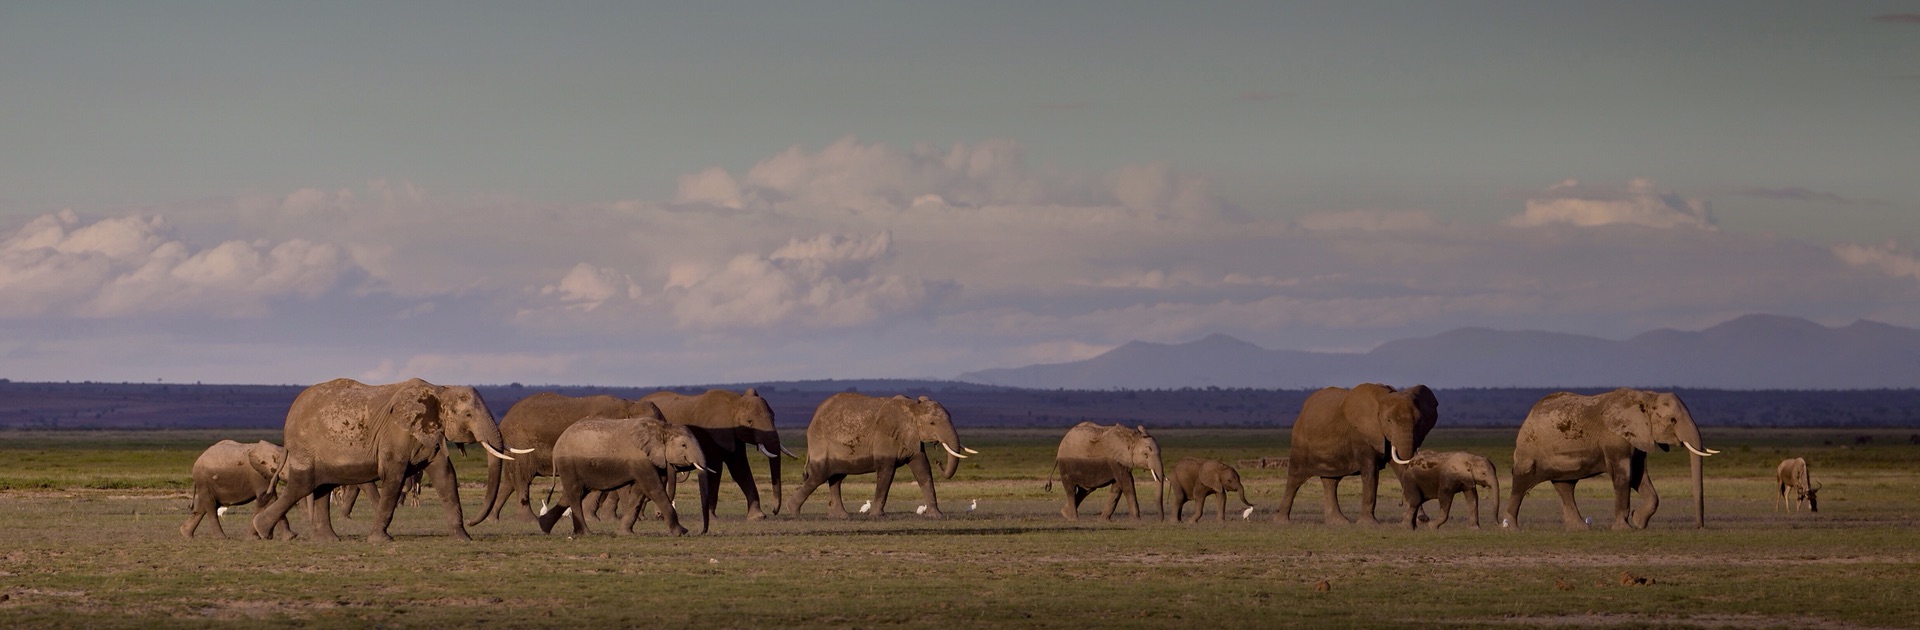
745, 508, 768, 521
919, 508, 945, 519
668, 525, 689, 537
1061, 506, 1078, 521
827, 510, 850, 520
368, 532, 393, 543
451, 530, 474, 542
1611, 521, 1635, 532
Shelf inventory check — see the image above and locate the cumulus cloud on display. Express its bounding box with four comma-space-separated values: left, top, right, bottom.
1834, 242, 1920, 281
1508, 178, 1714, 229
665, 232, 938, 331
540, 263, 641, 312
0, 209, 349, 318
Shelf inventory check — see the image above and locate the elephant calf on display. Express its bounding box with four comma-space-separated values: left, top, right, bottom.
1396, 451, 1499, 530
181, 440, 290, 540
539, 416, 711, 537
1169, 458, 1253, 523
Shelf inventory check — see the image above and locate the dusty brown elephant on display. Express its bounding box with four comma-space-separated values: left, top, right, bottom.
1776, 457, 1819, 513
1169, 458, 1253, 523
1048, 422, 1164, 521
538, 416, 712, 537
786, 393, 974, 519
467, 393, 683, 528
641, 389, 790, 526
335, 469, 422, 519
1505, 388, 1717, 531
1274, 383, 1438, 525
181, 440, 290, 540
250, 378, 525, 542
1396, 450, 1499, 530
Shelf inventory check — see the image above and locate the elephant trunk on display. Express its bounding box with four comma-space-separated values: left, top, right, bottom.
1237, 484, 1254, 509
932, 423, 966, 481
466, 450, 506, 526
1678, 416, 1707, 528
766, 440, 784, 515
1388, 425, 1418, 466
1487, 464, 1503, 529
1150, 457, 1166, 521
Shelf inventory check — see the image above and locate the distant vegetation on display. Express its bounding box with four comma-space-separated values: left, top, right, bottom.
4, 380, 1920, 430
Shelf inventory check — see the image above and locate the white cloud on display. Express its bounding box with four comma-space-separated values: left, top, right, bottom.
540, 262, 641, 311
665, 232, 936, 330
1834, 242, 1920, 280
1508, 178, 1714, 229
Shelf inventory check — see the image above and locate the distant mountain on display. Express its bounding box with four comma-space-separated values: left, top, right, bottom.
957, 315, 1920, 390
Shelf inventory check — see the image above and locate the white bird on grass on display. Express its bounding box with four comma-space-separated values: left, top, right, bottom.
968, 499, 978, 513
859, 499, 872, 514
916, 505, 928, 515
1241, 506, 1255, 520
216, 506, 228, 517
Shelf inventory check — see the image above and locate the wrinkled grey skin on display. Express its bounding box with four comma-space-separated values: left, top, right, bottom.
786, 394, 969, 519
1505, 388, 1712, 531
1048, 422, 1165, 521
537, 416, 708, 537
468, 393, 676, 529
251, 378, 512, 542
181, 440, 289, 540
642, 389, 786, 527
1275, 383, 1438, 525
1776, 457, 1819, 513
1397, 450, 1499, 530
1169, 458, 1253, 523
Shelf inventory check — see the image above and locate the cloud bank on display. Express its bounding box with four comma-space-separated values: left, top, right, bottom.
2, 138, 1915, 386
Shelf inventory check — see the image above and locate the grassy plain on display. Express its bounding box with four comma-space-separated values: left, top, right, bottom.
2, 428, 1918, 628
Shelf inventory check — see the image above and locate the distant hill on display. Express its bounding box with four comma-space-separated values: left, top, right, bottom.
957, 315, 1920, 390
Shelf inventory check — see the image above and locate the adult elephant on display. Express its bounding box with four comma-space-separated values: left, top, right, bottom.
1048, 422, 1165, 521
1504, 388, 1717, 531
641, 389, 790, 525
1274, 383, 1438, 525
537, 416, 713, 537
466, 393, 680, 528
181, 440, 289, 540
250, 378, 524, 542
786, 393, 974, 519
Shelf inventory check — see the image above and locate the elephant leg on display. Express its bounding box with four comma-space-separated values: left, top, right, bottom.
1550, 480, 1587, 531
338, 483, 362, 520
725, 448, 767, 521
1169, 485, 1188, 522
1462, 488, 1480, 530
425, 454, 472, 541
1100, 484, 1124, 521
254, 463, 317, 541
872, 461, 899, 517
698, 468, 723, 524
1402, 492, 1423, 530
1064, 486, 1089, 521
535, 477, 580, 535
512, 468, 540, 521
1630, 462, 1659, 529
641, 473, 688, 537
1432, 494, 1454, 530
1506, 470, 1544, 531
181, 489, 212, 540
1357, 467, 1381, 525
1320, 477, 1354, 525
582, 490, 605, 522
365, 470, 409, 543
786, 464, 826, 517
1211, 491, 1226, 523
1274, 470, 1310, 524
907, 452, 944, 519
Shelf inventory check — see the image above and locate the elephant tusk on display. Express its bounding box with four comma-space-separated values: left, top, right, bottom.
941, 443, 970, 459
963, 447, 979, 455
696, 464, 718, 474
482, 442, 516, 461
509, 447, 536, 454
758, 443, 778, 459
1705, 448, 1722, 455
1151, 469, 1160, 483
1682, 441, 1714, 457
781, 446, 801, 459
1390, 446, 1413, 466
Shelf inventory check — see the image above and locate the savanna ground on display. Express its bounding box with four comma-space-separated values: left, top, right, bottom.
2, 427, 1918, 628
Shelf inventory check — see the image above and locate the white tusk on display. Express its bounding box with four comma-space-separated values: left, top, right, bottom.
780, 446, 800, 459
1705, 448, 1721, 455
1390, 446, 1413, 466
509, 447, 536, 454
482, 442, 516, 461
758, 443, 778, 459
942, 443, 969, 459
963, 447, 979, 455
1683, 442, 1714, 457
1151, 469, 1160, 483
697, 464, 718, 474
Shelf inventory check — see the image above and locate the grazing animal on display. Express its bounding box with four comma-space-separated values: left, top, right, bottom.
1775, 457, 1820, 513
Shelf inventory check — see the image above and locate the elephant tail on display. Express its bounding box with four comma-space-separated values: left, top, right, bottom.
1045, 461, 1058, 493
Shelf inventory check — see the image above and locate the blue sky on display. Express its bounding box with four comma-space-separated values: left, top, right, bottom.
2, 2, 1919, 386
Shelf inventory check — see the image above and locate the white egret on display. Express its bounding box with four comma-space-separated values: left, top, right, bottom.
859, 500, 872, 514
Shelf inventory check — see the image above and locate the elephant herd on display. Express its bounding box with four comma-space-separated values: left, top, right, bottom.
181, 377, 1768, 542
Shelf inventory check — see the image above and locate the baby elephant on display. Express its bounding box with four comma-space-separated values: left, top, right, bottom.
1776, 457, 1820, 512
1169, 458, 1254, 522
181, 440, 291, 539
1397, 451, 1500, 530
538, 416, 712, 537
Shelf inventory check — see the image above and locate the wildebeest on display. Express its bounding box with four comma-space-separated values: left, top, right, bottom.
1776, 457, 1820, 513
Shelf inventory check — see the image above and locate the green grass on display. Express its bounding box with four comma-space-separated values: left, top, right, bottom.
2, 428, 1918, 628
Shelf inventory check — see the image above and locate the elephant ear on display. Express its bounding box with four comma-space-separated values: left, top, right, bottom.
248, 443, 283, 479
1343, 384, 1389, 447
1601, 390, 1658, 453
1407, 385, 1439, 449
387, 386, 445, 450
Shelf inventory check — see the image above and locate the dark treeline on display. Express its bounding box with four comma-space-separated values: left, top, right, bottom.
4, 380, 1920, 430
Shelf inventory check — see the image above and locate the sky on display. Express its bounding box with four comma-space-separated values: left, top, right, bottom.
2, 2, 1919, 387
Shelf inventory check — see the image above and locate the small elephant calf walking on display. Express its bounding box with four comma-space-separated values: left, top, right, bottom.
1169, 458, 1254, 523
181, 440, 291, 540
1396, 451, 1499, 530
1776, 457, 1820, 513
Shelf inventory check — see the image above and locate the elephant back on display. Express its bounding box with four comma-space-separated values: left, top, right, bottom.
555, 416, 660, 460
644, 390, 762, 430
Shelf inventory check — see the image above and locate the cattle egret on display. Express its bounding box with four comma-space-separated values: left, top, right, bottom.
1501, 518, 1512, 528
916, 505, 928, 515
1241, 506, 1255, 519
858, 499, 873, 514
968, 499, 978, 513
216, 506, 228, 517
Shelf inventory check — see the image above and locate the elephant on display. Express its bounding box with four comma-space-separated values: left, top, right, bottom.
467, 393, 683, 528
1274, 383, 1438, 525
641, 389, 791, 527
1776, 457, 1820, 513
1168, 458, 1253, 523
335, 469, 423, 519
1396, 450, 1499, 530
537, 416, 712, 537
181, 440, 290, 540
1047, 422, 1164, 521
786, 393, 974, 519
250, 378, 527, 542
1504, 388, 1717, 531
